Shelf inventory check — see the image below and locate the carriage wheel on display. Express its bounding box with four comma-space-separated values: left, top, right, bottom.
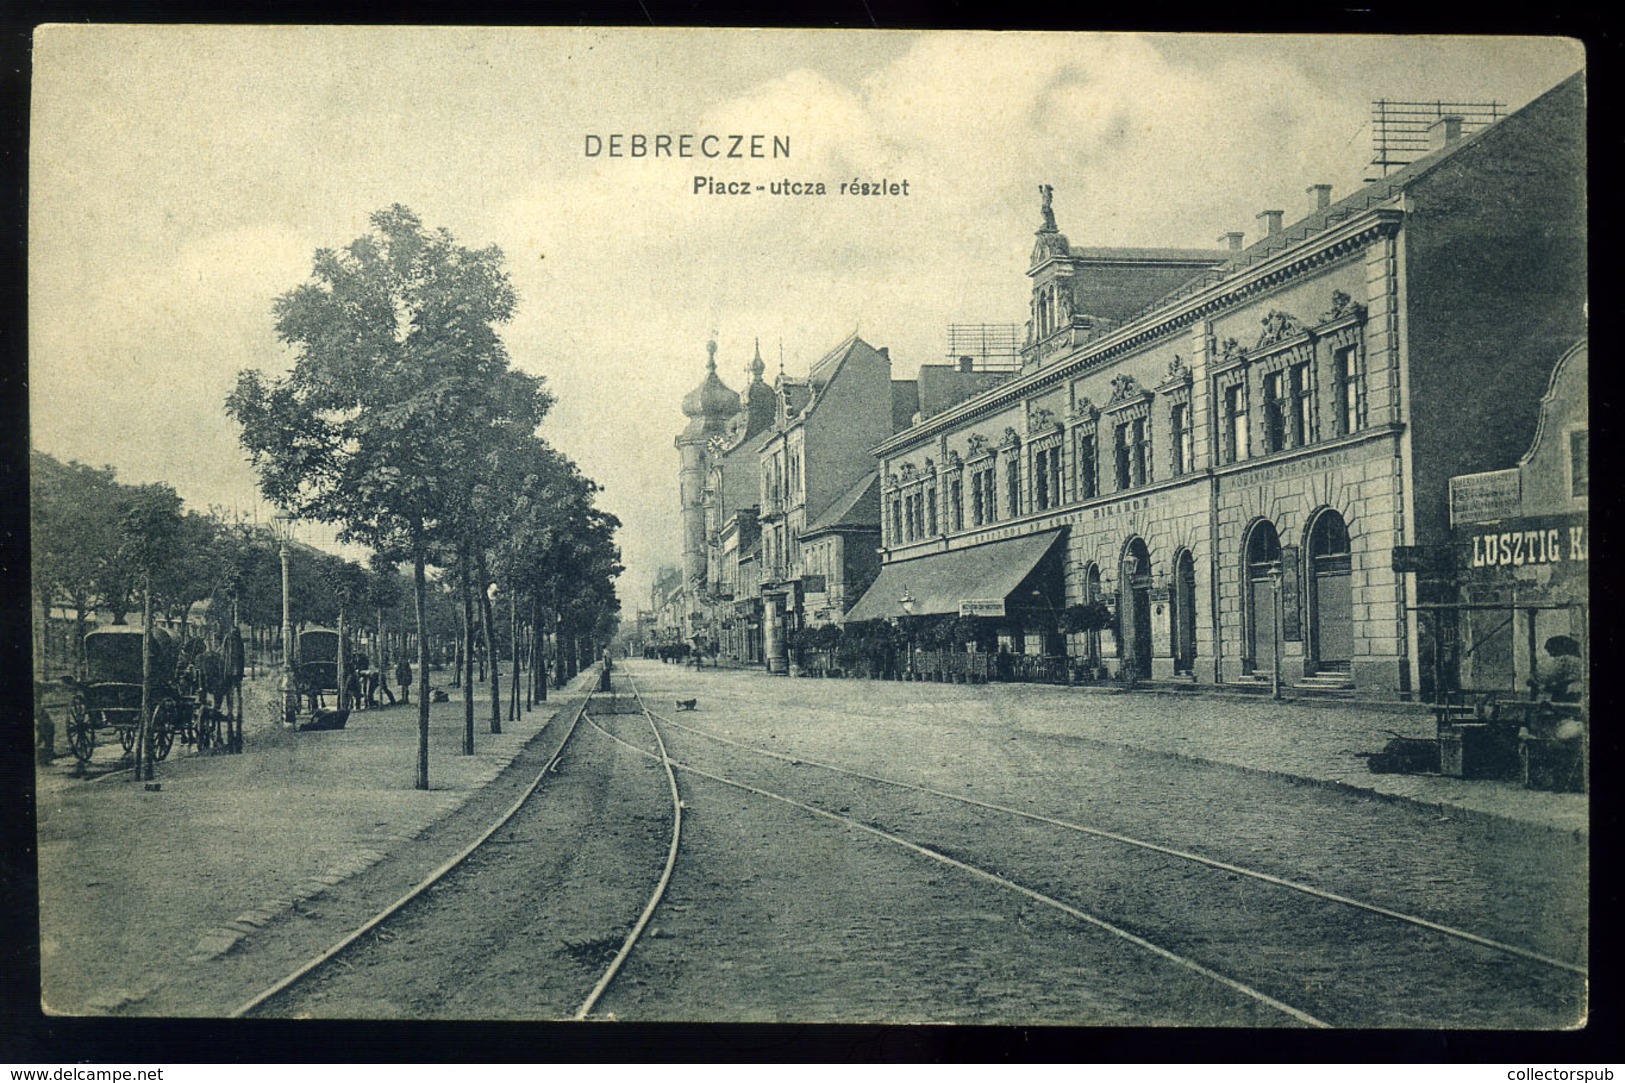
196, 707, 218, 750
67, 695, 95, 764
118, 725, 137, 754
150, 700, 178, 762
152, 723, 176, 762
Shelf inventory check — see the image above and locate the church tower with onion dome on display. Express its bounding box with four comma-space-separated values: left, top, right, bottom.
676, 340, 741, 591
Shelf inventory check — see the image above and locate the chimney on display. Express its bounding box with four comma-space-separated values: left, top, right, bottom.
1307, 184, 1332, 214
877, 346, 890, 361
1429, 115, 1464, 152
1218, 231, 1245, 252
1256, 209, 1283, 236
959, 355, 975, 373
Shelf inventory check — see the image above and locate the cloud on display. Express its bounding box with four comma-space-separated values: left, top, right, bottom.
28, 28, 1584, 607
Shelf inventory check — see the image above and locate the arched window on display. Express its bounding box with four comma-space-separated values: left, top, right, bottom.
1120, 538, 1153, 679
1244, 520, 1282, 675
1307, 509, 1354, 674
1172, 549, 1198, 676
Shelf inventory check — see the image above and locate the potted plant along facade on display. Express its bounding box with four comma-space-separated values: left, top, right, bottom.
1060, 601, 1114, 681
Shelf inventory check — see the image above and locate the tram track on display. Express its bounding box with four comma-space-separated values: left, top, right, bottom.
597, 675, 1329, 1027
600, 671, 1584, 1028
229, 679, 684, 1020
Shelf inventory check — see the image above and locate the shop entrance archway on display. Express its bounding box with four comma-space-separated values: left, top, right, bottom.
1172, 548, 1198, 676
1307, 509, 1354, 674
1120, 538, 1152, 679
1244, 520, 1282, 676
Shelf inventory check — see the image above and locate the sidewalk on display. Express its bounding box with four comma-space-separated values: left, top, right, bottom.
780, 668, 1592, 838
33, 669, 595, 1016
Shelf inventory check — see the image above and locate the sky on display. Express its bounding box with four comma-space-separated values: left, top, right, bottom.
29, 28, 1584, 609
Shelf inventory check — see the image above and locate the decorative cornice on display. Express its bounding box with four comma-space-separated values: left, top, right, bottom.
1317, 289, 1367, 325
1155, 355, 1193, 393
872, 207, 1402, 460
1256, 310, 1307, 349
1027, 403, 1059, 435
1104, 373, 1153, 412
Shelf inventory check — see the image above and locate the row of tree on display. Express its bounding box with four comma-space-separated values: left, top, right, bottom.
31, 449, 440, 679
226, 205, 623, 790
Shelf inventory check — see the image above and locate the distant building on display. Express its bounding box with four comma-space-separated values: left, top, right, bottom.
851, 73, 1585, 699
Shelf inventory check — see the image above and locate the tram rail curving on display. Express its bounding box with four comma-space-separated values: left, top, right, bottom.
231, 687, 599, 1019
599, 674, 1330, 1027
631, 678, 1585, 980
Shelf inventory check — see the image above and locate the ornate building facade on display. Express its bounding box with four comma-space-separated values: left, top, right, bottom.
850, 74, 1585, 699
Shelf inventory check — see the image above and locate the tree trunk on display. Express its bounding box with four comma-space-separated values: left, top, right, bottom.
531, 598, 545, 705
136, 578, 154, 782
478, 556, 501, 736
336, 607, 348, 712
413, 544, 431, 791
509, 591, 521, 721
460, 549, 475, 756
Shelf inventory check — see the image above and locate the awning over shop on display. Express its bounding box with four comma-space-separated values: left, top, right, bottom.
844, 530, 1065, 623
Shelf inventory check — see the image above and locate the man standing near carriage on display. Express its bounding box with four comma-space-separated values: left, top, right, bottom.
395, 655, 412, 705
223, 625, 245, 752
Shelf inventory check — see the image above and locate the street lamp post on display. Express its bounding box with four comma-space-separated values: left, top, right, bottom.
899, 589, 916, 681
1269, 564, 1285, 701
275, 515, 297, 726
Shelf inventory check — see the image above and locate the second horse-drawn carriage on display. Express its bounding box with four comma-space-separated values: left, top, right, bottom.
292, 626, 354, 716
62, 627, 220, 766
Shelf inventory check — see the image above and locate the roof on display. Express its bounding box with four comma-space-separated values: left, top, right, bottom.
808, 332, 864, 389
1070, 246, 1228, 264
802, 471, 880, 537
844, 530, 1064, 622
875, 71, 1585, 455
1143, 72, 1585, 314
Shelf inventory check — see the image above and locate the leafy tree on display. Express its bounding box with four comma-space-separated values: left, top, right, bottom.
116, 483, 184, 781
228, 205, 549, 789
30, 452, 122, 675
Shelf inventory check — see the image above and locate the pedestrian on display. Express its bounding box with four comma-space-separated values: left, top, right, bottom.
396, 656, 413, 704
375, 653, 396, 705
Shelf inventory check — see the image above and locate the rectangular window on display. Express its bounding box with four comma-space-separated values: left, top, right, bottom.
1033, 445, 1060, 511
950, 478, 964, 532
926, 488, 938, 535
1571, 429, 1588, 497
1290, 361, 1313, 447
1076, 432, 1097, 499
1171, 402, 1192, 476
1115, 420, 1148, 489
1333, 345, 1362, 435
890, 497, 903, 543
1225, 383, 1249, 463
1006, 457, 1021, 518
971, 467, 995, 526
1137, 413, 1150, 484
1263, 370, 1286, 453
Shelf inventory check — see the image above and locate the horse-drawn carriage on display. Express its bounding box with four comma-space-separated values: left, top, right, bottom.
62, 627, 218, 766
294, 627, 351, 713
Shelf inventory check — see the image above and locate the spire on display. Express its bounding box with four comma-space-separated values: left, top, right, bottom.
1038, 183, 1058, 232
682, 338, 739, 425
750, 338, 765, 382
